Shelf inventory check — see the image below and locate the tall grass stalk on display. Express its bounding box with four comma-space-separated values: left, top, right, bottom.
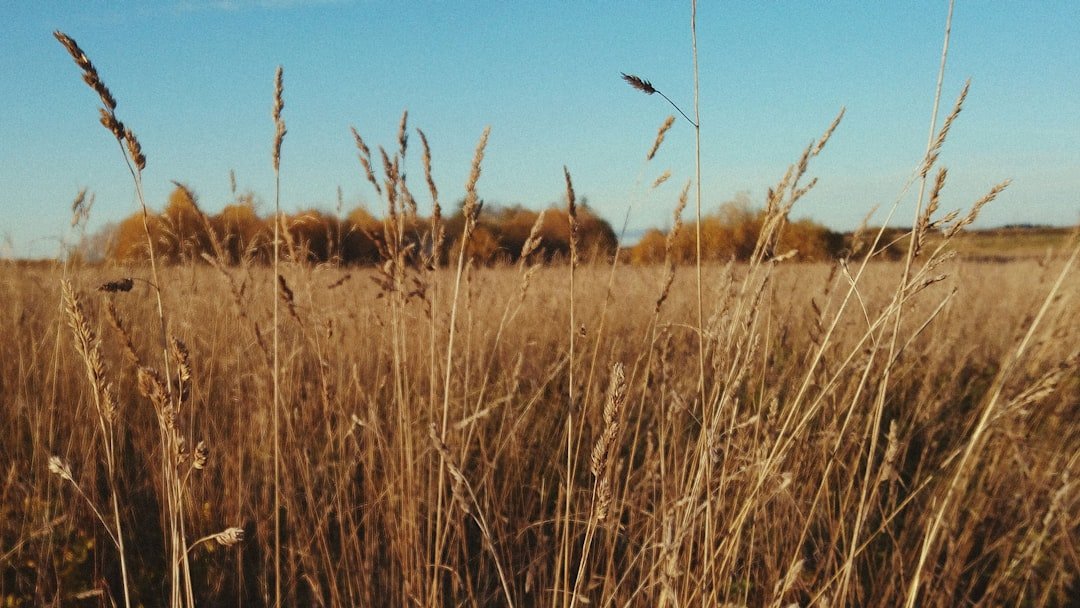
53, 32, 171, 391
434, 126, 490, 605
558, 166, 580, 608
53, 31, 179, 608
271, 65, 286, 608
58, 283, 133, 608
689, 0, 714, 586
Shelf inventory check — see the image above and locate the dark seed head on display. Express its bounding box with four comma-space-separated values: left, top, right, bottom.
98, 278, 134, 293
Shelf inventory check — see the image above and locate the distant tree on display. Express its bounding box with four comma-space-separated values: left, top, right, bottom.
628, 194, 843, 264
280, 210, 333, 264
214, 195, 268, 263
629, 228, 667, 265
158, 184, 215, 263
95, 182, 856, 268
780, 218, 843, 260
342, 206, 383, 264
109, 210, 165, 264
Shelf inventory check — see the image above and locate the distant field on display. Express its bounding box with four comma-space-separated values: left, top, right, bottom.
944, 226, 1076, 260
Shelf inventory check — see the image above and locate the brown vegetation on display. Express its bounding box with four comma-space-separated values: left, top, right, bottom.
97, 184, 622, 267
3, 255, 1078, 607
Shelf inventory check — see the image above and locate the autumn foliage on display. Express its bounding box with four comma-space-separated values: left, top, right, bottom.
629, 196, 844, 264
101, 185, 851, 266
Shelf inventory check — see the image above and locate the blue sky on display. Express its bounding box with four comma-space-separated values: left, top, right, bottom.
2, 1, 1078, 258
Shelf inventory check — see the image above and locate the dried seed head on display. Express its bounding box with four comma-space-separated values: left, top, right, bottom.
55, 32, 150, 170
102, 383, 118, 422
70, 189, 92, 229
379, 146, 397, 188
594, 477, 612, 523
62, 281, 111, 408
400, 173, 418, 218
54, 31, 118, 111
590, 363, 627, 479
429, 424, 472, 516
812, 106, 845, 157
137, 366, 169, 408
417, 128, 439, 213
350, 126, 382, 196
520, 209, 546, 261
922, 80, 971, 177
647, 115, 676, 161
945, 179, 1011, 238
603, 363, 626, 426
928, 167, 947, 220
518, 264, 539, 304
774, 559, 805, 599
192, 440, 209, 471
621, 72, 657, 95
277, 274, 300, 322
103, 298, 141, 368
48, 456, 73, 482
272, 66, 286, 171
667, 182, 690, 254
98, 277, 134, 293
462, 127, 491, 225
170, 337, 192, 402
397, 109, 409, 159
163, 403, 177, 432
878, 420, 900, 485
124, 127, 146, 171
564, 166, 579, 266
98, 108, 125, 141
214, 527, 245, 547
914, 167, 949, 258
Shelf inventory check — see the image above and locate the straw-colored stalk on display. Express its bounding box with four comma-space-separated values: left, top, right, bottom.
569, 363, 626, 608
59, 282, 132, 608
432, 126, 491, 604
559, 165, 580, 608
270, 64, 286, 608
53, 31, 171, 394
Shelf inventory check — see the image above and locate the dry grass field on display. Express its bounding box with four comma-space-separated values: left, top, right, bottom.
2, 251, 1077, 607
3, 20, 1079, 608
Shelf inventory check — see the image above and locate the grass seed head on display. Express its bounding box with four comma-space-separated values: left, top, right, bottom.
48, 456, 74, 482
214, 527, 245, 547
621, 72, 657, 95
272, 66, 286, 171
648, 115, 676, 161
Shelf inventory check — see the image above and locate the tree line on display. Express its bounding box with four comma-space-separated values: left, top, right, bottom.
84, 184, 855, 265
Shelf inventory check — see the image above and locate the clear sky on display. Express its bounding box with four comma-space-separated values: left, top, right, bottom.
2, 1, 1078, 258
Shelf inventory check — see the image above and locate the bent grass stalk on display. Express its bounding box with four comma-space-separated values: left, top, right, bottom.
53, 31, 171, 392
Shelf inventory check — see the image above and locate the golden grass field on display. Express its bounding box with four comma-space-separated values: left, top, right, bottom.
2, 252, 1077, 607
3, 23, 1079, 608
